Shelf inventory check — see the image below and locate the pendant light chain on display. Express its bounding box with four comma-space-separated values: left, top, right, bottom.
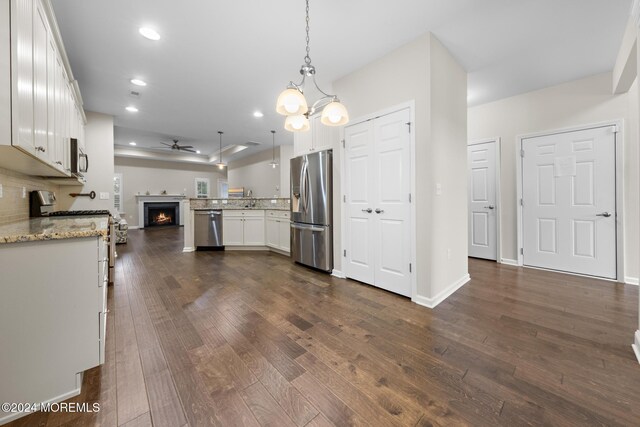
218, 131, 223, 165
304, 0, 311, 66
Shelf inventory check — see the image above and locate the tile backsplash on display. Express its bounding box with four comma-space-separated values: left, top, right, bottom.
0, 167, 60, 225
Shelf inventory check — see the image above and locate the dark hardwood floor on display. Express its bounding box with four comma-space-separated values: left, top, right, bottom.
8, 227, 640, 426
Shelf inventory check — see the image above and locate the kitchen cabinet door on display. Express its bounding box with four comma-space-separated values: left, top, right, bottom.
32, 1, 49, 162
223, 217, 244, 246
11, 0, 35, 155
46, 34, 57, 166
265, 217, 279, 249
293, 127, 313, 156
278, 220, 291, 252
312, 115, 337, 152
243, 216, 265, 246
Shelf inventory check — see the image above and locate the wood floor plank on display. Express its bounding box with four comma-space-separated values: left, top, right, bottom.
239, 381, 297, 427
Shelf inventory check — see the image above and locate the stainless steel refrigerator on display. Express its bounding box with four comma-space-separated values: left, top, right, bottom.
290, 149, 333, 272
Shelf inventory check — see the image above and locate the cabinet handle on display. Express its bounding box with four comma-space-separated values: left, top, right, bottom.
55, 161, 62, 165
36, 146, 46, 153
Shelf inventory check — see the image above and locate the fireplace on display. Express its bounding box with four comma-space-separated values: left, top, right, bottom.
144, 202, 180, 228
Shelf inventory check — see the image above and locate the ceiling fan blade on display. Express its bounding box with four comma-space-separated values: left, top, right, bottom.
160, 142, 173, 147
182, 148, 197, 153
180, 145, 194, 149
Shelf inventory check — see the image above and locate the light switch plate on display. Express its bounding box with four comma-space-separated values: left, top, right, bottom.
22, 187, 26, 198
99, 192, 109, 200
271, 199, 277, 204
212, 200, 218, 204
222, 200, 228, 204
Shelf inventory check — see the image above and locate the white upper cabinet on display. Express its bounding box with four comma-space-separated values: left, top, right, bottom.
293, 115, 339, 156
0, 0, 85, 177
11, 0, 35, 155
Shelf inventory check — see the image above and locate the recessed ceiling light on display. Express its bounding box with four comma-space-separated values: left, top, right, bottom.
129, 141, 137, 146
126, 106, 139, 113
139, 27, 160, 41
253, 111, 264, 118
130, 79, 147, 86
196, 150, 201, 154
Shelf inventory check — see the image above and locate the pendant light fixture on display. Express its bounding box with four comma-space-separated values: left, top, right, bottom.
215, 131, 226, 170
276, 0, 348, 132
268, 130, 279, 168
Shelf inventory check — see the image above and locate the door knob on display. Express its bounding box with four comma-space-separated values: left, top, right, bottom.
361, 208, 372, 213
596, 212, 612, 217
484, 205, 495, 209
375, 208, 384, 214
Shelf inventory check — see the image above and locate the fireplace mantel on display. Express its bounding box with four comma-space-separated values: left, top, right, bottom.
136, 195, 187, 228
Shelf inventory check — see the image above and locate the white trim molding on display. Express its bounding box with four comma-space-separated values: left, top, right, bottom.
412, 274, 471, 309
331, 270, 346, 279
500, 258, 519, 266
624, 276, 639, 286
632, 330, 640, 364
182, 247, 195, 253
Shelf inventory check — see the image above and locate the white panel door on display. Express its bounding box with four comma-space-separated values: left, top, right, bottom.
467, 142, 497, 260
522, 126, 616, 279
344, 120, 376, 285
372, 109, 411, 296
344, 108, 412, 297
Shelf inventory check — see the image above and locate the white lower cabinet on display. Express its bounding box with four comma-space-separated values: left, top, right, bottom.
223, 210, 265, 246
266, 210, 291, 252
0, 236, 108, 425
222, 209, 290, 253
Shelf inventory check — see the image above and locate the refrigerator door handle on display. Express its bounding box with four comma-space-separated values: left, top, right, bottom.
291, 223, 325, 232
301, 159, 310, 214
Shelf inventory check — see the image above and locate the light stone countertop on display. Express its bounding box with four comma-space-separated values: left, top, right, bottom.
0, 216, 110, 244
192, 206, 290, 211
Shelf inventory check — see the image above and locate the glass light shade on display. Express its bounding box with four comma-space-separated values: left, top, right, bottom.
216, 162, 226, 170
284, 115, 310, 132
320, 101, 349, 126
276, 88, 308, 116
269, 161, 279, 168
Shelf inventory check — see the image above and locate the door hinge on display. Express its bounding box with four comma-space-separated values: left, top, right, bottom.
409, 193, 412, 203
520, 149, 525, 158
343, 195, 346, 202
342, 139, 345, 148
520, 248, 524, 255
409, 263, 412, 273
406, 122, 412, 133
343, 249, 346, 257
520, 198, 523, 206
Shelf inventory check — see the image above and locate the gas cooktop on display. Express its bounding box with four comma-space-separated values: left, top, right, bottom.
48, 210, 111, 217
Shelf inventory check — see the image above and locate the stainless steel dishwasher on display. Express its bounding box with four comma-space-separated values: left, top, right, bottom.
194, 210, 224, 249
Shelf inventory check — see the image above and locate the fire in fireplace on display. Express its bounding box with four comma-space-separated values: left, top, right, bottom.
144, 202, 180, 228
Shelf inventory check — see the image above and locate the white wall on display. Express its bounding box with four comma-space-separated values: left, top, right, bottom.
114, 157, 226, 227
333, 33, 468, 303
227, 146, 293, 198
468, 72, 639, 281
58, 111, 115, 212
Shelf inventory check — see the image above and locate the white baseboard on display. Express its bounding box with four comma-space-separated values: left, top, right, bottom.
624, 276, 639, 286
127, 225, 140, 230
331, 269, 346, 279
0, 385, 81, 425
182, 247, 195, 253
412, 273, 471, 309
633, 330, 640, 364
500, 258, 519, 266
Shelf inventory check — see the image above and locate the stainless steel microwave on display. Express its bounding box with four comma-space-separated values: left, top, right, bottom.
70, 138, 88, 176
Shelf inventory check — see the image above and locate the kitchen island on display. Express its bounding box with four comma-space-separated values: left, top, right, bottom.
0, 216, 110, 425
184, 198, 291, 253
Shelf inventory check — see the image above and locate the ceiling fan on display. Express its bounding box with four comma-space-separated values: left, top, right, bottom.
157, 139, 196, 153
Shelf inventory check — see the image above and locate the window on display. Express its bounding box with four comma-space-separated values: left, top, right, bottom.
218, 179, 228, 199
195, 178, 210, 198
113, 173, 123, 212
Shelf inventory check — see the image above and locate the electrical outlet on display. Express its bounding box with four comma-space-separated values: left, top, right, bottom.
222, 200, 228, 204
99, 192, 109, 200
271, 199, 277, 204
22, 187, 26, 198
212, 200, 218, 204
0, 184, 3, 198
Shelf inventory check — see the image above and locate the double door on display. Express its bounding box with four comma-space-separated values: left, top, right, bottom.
344, 109, 412, 297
